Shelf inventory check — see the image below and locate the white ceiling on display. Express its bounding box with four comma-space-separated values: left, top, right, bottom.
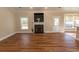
7, 7, 79, 12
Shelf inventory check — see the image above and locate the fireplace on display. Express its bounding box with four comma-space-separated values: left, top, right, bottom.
33, 13, 44, 33
34, 25, 44, 33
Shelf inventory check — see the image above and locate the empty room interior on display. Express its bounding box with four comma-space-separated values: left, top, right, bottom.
0, 7, 79, 52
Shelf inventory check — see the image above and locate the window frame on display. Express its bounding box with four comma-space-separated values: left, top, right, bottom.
64, 15, 74, 29
20, 16, 29, 30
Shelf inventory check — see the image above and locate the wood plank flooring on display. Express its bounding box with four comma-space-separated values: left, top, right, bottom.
0, 33, 79, 52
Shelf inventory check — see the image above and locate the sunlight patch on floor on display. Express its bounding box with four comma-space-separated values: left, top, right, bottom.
65, 33, 76, 38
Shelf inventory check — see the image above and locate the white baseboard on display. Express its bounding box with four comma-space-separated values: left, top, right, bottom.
0, 33, 16, 41
45, 31, 64, 33
16, 31, 33, 33
16, 31, 64, 33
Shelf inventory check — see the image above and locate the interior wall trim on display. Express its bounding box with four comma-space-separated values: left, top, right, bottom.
16, 31, 33, 33
0, 32, 16, 41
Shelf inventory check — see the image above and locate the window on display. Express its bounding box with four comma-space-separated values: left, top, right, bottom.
54, 17, 59, 26
65, 16, 74, 29
20, 17, 28, 30
53, 16, 60, 32
75, 16, 79, 27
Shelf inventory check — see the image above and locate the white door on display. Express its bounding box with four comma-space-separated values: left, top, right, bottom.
53, 16, 60, 32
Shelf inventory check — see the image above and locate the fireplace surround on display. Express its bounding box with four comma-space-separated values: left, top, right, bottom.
33, 13, 44, 33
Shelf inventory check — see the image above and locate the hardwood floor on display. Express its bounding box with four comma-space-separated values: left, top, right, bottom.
0, 33, 79, 52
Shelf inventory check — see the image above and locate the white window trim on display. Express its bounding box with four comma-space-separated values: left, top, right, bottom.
20, 16, 29, 30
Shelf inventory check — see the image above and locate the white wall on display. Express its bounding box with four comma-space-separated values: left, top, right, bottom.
15, 11, 33, 33
0, 8, 15, 40
0, 8, 79, 41
15, 10, 65, 33
44, 11, 64, 33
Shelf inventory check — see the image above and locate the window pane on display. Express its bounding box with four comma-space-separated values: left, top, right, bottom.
53, 16, 60, 32
53, 17, 60, 26
20, 17, 28, 30
65, 16, 74, 29
75, 16, 79, 27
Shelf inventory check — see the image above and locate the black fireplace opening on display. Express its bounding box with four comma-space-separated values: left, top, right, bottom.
34, 25, 44, 33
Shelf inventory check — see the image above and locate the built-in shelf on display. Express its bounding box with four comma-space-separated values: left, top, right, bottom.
34, 13, 44, 22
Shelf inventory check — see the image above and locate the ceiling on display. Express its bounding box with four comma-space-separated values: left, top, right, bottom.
7, 7, 79, 12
